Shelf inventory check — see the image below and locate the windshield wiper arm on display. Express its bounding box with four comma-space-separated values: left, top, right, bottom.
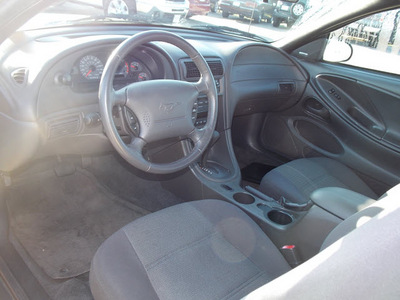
191, 25, 269, 42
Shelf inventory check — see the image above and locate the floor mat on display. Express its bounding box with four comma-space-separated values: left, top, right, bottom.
6, 168, 149, 280
88, 154, 184, 212
241, 163, 276, 185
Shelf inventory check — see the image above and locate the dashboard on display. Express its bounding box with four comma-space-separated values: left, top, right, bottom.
0, 26, 307, 172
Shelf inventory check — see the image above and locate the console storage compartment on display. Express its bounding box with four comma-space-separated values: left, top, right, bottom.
311, 187, 376, 220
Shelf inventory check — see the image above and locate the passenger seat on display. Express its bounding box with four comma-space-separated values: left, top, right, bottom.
259, 157, 378, 205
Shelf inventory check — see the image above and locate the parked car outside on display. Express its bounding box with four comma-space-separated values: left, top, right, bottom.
186, 0, 211, 18
210, 0, 219, 12
219, 0, 277, 23
103, 0, 137, 15
103, 0, 189, 22
272, 0, 307, 27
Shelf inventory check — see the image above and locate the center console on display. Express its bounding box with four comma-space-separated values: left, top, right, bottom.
167, 57, 343, 263
193, 174, 344, 262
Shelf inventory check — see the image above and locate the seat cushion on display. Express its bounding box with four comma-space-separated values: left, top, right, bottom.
260, 157, 377, 204
90, 200, 290, 300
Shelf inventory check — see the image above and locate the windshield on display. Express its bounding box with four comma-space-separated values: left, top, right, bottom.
19, 0, 356, 42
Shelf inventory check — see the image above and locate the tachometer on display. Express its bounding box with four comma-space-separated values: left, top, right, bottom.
79, 55, 104, 80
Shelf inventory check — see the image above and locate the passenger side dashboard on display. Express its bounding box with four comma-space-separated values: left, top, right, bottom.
230, 45, 308, 122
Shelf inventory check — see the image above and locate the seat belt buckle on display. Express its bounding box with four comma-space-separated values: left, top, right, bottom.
280, 245, 301, 268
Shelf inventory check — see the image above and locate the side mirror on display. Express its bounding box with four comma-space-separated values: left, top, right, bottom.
323, 40, 353, 62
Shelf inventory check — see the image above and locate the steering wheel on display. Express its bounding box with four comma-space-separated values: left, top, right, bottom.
99, 31, 218, 174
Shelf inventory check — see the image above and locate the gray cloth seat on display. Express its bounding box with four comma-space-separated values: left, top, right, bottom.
90, 200, 291, 300
90, 184, 400, 299
260, 157, 378, 204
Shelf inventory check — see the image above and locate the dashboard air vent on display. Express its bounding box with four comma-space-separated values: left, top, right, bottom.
48, 115, 81, 139
11, 68, 28, 85
184, 60, 223, 79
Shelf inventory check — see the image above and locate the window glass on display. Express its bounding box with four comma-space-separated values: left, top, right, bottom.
18, 0, 381, 44
328, 9, 400, 75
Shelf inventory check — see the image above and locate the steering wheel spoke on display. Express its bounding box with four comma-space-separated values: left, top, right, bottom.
188, 128, 205, 146
193, 77, 209, 94
128, 137, 146, 153
111, 87, 127, 106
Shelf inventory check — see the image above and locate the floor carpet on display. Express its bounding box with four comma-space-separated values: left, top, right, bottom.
6, 168, 149, 280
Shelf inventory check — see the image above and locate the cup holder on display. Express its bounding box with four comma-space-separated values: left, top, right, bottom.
233, 192, 255, 205
267, 210, 292, 225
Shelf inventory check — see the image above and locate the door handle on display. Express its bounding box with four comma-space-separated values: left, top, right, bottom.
348, 106, 384, 137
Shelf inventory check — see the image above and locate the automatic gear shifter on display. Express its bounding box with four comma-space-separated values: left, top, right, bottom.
200, 130, 220, 167
199, 131, 222, 176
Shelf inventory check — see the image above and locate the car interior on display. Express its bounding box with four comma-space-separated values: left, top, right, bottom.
0, 0, 400, 299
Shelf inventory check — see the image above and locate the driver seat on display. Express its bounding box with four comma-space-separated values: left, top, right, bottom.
90, 185, 400, 299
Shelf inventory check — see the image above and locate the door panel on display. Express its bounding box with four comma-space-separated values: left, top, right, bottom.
262, 60, 400, 193
315, 74, 386, 139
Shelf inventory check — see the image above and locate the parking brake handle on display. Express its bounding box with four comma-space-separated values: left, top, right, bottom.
279, 196, 313, 211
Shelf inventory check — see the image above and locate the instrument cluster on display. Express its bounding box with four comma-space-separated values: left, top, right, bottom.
70, 50, 155, 92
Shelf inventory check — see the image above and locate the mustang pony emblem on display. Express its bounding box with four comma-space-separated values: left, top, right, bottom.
159, 102, 181, 113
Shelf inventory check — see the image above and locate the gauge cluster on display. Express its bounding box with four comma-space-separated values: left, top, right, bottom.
114, 57, 152, 82
70, 48, 156, 93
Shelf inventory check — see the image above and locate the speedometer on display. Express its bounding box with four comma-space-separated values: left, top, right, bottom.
79, 55, 104, 80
